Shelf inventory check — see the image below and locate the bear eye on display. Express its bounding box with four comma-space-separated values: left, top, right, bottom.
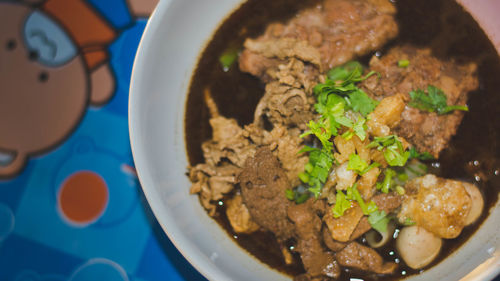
38, 71, 49, 83
6, 39, 16, 51
29, 50, 39, 61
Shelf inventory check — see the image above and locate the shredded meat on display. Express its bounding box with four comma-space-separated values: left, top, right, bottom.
239, 0, 398, 81
189, 107, 308, 213
361, 46, 478, 157
240, 0, 398, 134
225, 193, 260, 234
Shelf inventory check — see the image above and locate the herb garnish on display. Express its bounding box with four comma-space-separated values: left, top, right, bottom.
398, 60, 410, 68
376, 168, 396, 193
285, 187, 311, 204
332, 183, 378, 218
313, 61, 379, 117
368, 210, 390, 233
409, 147, 435, 160
367, 135, 410, 166
347, 153, 380, 175
299, 62, 380, 197
408, 85, 468, 114
219, 47, 240, 71
297, 146, 334, 198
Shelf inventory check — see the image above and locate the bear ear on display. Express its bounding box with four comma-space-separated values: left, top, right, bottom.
89, 63, 115, 106
128, 0, 159, 17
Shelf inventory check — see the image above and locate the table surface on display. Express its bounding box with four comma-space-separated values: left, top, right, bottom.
0, 0, 206, 280
0, 1, 498, 281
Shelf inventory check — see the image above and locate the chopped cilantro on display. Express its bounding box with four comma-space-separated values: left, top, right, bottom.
360, 162, 380, 175
393, 159, 429, 186
347, 153, 380, 175
395, 185, 405, 195
347, 153, 368, 173
368, 210, 390, 233
327, 61, 364, 81
408, 85, 469, 115
405, 161, 428, 177
367, 135, 410, 166
332, 183, 390, 233
219, 47, 239, 71
409, 147, 435, 160
285, 187, 311, 204
332, 190, 353, 218
403, 217, 416, 226
332, 183, 378, 218
298, 172, 310, 183
299, 61, 380, 199
397, 172, 409, 182
342, 115, 368, 141
398, 60, 410, 68
346, 89, 379, 116
298, 146, 334, 198
376, 168, 396, 193
314, 61, 379, 117
349, 183, 378, 215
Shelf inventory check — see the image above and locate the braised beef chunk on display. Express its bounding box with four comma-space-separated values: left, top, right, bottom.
322, 227, 348, 252
336, 242, 397, 274
239, 0, 398, 81
288, 201, 340, 280
239, 148, 341, 280
238, 147, 295, 239
361, 45, 478, 157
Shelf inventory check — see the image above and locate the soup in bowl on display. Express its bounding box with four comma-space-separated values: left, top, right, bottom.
129, 0, 500, 280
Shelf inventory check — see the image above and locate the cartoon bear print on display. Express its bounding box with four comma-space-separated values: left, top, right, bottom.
0, 0, 157, 178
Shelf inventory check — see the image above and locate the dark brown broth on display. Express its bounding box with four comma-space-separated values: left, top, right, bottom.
185, 0, 500, 279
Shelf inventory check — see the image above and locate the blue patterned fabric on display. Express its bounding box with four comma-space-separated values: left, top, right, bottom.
0, 1, 205, 280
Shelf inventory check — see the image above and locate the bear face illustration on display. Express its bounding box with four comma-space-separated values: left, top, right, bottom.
0, 1, 116, 177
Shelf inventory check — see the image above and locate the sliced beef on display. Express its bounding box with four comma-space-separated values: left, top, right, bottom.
238, 147, 295, 239
324, 204, 364, 242
239, 0, 398, 81
189, 162, 241, 215
239, 148, 339, 279
241, 0, 398, 132
190, 91, 309, 214
288, 201, 340, 280
336, 242, 397, 274
361, 45, 478, 157
254, 77, 316, 130
225, 193, 260, 234
322, 227, 348, 252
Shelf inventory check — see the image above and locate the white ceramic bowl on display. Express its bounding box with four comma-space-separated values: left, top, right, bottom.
129, 0, 500, 280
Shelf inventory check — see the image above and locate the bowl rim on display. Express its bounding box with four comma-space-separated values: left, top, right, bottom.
128, 0, 218, 280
